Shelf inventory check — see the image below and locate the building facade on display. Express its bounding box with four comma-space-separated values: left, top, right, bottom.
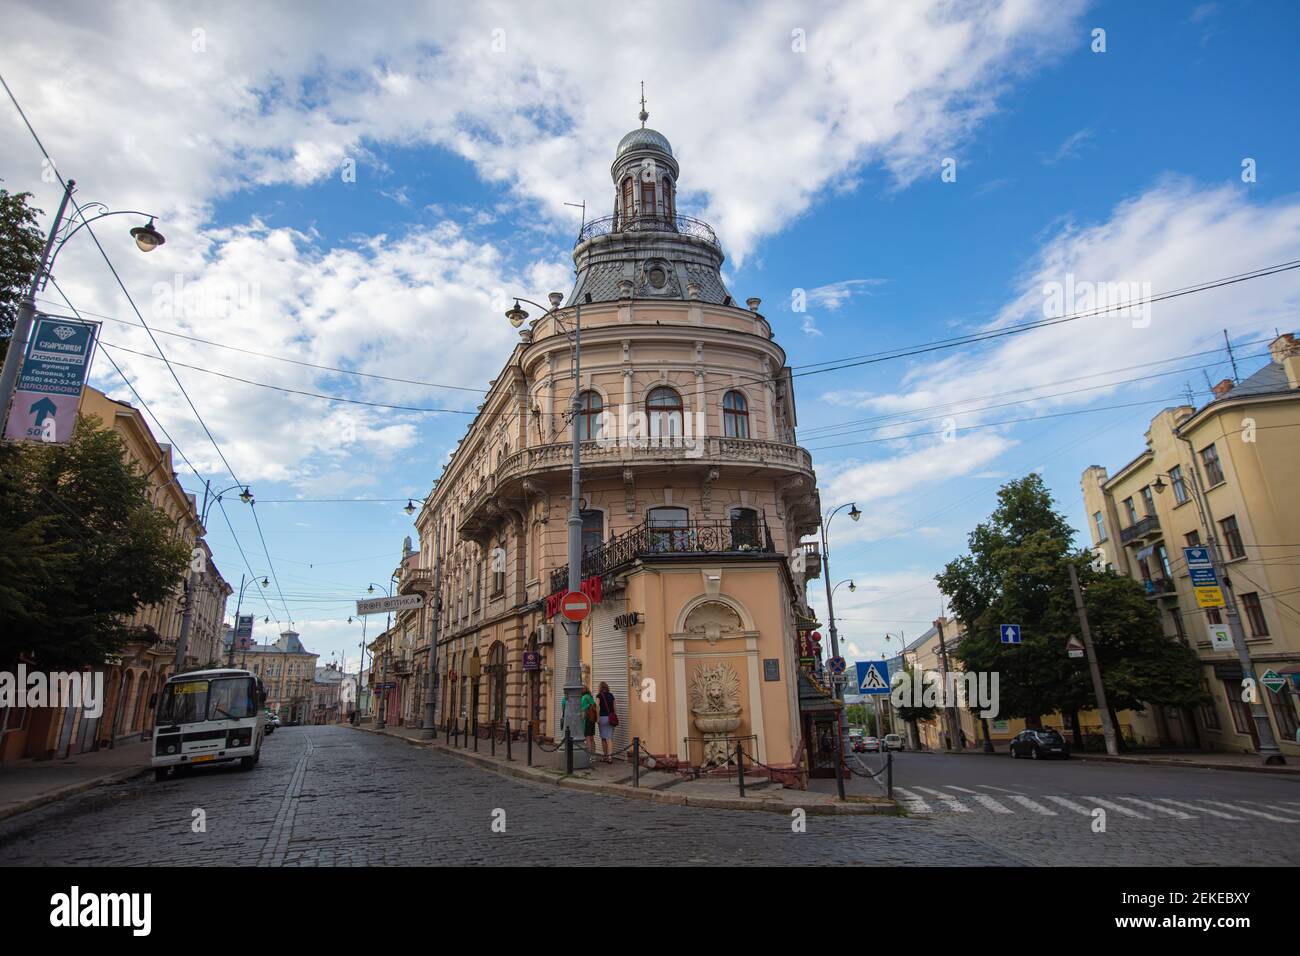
409, 118, 833, 781
1082, 333, 1300, 757
244, 630, 319, 724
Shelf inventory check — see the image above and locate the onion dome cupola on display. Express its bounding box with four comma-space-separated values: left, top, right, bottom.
569, 86, 731, 306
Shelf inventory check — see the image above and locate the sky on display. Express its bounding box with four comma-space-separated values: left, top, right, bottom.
2, 0, 1298, 672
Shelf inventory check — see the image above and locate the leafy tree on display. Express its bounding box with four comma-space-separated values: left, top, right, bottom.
892, 657, 938, 749
0, 415, 190, 670
937, 474, 1204, 748
0, 189, 45, 363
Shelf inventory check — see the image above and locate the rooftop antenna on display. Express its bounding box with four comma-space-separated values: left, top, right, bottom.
1183, 380, 1196, 406
1223, 329, 1240, 384
639, 81, 648, 128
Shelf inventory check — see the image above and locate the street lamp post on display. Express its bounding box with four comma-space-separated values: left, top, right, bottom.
506, 294, 589, 769
226, 572, 269, 667
421, 501, 443, 740
367, 579, 395, 729
175, 482, 253, 674
0, 179, 164, 430
1152, 462, 1285, 764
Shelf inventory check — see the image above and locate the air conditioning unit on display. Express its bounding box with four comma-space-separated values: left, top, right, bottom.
534, 626, 554, 646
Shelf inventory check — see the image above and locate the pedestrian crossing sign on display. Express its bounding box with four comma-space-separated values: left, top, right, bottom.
855, 660, 890, 695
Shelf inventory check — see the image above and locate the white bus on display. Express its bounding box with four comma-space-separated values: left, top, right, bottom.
151, 668, 266, 781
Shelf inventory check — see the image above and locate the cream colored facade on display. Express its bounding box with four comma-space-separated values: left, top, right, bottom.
404, 120, 831, 781
243, 630, 319, 723
1081, 333, 1300, 757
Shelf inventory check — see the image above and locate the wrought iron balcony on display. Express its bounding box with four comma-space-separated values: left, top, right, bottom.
549, 518, 775, 595
1119, 514, 1161, 545
576, 214, 718, 248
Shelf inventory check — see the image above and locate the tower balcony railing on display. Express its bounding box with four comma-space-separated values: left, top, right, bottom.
577, 213, 718, 247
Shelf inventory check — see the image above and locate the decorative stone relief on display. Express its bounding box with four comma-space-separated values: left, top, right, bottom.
684, 600, 742, 645
690, 662, 742, 767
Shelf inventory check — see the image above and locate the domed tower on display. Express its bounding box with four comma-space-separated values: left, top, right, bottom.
570, 93, 731, 306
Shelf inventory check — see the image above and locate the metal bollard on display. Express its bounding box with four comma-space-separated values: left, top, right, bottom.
506, 720, 512, 761
473, 719, 479, 752
886, 751, 893, 799
445, 718, 450, 745
736, 742, 745, 798
527, 722, 533, 766
564, 728, 573, 775
632, 737, 640, 788
834, 726, 846, 801
491, 721, 496, 756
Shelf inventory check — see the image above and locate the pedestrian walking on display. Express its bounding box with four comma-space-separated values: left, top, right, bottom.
596, 681, 618, 763
580, 685, 598, 759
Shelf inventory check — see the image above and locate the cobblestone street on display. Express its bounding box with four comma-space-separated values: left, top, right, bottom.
2, 726, 1297, 867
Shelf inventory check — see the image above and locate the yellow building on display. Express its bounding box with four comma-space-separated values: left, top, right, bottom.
242, 630, 318, 724
1082, 333, 1300, 757
409, 117, 832, 783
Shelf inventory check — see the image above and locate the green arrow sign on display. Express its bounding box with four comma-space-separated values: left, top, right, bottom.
1260, 669, 1285, 694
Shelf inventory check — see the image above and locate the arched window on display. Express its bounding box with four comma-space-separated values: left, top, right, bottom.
646, 386, 683, 441
577, 390, 603, 441
663, 177, 675, 220
640, 178, 657, 218
723, 390, 749, 439
621, 177, 634, 227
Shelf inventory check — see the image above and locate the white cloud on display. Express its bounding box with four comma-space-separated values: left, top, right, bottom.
806, 278, 888, 311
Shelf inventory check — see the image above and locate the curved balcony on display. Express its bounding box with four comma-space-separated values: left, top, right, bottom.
577, 214, 717, 248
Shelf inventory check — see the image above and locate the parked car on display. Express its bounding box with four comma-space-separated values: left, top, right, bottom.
862, 736, 881, 753
883, 733, 904, 752
1010, 728, 1070, 759
264, 712, 280, 735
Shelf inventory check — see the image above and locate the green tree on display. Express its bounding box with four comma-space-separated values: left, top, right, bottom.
936, 474, 1204, 748
0, 415, 191, 670
892, 658, 938, 749
0, 188, 45, 364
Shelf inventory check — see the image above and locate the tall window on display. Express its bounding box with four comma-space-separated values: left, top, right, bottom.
722, 390, 750, 438
580, 510, 604, 556
640, 178, 657, 217
487, 642, 506, 724
647, 506, 689, 551
1141, 485, 1156, 516
1123, 497, 1138, 524
1199, 680, 1220, 730
1206, 606, 1223, 625
1169, 465, 1188, 504
729, 507, 760, 548
621, 177, 634, 226
646, 387, 683, 441
1092, 511, 1107, 542
1240, 592, 1268, 637
1155, 544, 1172, 579
1272, 683, 1299, 740
1219, 515, 1244, 559
1185, 530, 1202, 548
577, 390, 603, 441
1223, 680, 1252, 734
1200, 443, 1225, 486
663, 177, 675, 219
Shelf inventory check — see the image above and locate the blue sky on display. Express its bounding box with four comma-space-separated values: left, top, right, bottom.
4, 0, 1299, 669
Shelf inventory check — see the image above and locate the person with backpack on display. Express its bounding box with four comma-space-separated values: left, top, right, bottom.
580, 686, 598, 760
596, 681, 618, 763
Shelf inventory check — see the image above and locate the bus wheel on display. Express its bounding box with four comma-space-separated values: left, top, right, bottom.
239, 755, 256, 771
154, 768, 169, 782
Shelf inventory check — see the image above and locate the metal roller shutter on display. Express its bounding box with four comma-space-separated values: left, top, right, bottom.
590, 604, 629, 754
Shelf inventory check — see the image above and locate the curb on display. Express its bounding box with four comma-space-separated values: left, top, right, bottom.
919, 746, 1299, 775
0, 765, 151, 823
351, 725, 899, 816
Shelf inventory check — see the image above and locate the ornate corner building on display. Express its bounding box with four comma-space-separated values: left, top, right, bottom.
399, 116, 831, 780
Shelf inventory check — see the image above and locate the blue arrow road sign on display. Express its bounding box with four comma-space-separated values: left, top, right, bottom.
855, 660, 890, 695
1001, 624, 1021, 644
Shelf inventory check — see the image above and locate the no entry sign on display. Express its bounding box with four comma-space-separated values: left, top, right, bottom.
560, 590, 592, 622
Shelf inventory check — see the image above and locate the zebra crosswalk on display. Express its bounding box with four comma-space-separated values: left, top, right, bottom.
891, 784, 1300, 823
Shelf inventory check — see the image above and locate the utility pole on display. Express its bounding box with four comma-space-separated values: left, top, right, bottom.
933, 617, 962, 751
421, 510, 443, 740
1067, 562, 1119, 756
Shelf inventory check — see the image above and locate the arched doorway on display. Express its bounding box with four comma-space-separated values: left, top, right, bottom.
486, 642, 507, 725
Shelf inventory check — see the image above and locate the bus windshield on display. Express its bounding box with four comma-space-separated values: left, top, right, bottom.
158, 677, 258, 724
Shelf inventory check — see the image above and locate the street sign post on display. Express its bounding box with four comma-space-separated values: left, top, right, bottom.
3, 316, 100, 444
1208, 623, 1233, 651
1183, 546, 1213, 572
827, 655, 846, 675
560, 590, 592, 623
855, 660, 890, 695
1000, 624, 1021, 645
1066, 635, 1085, 659
355, 594, 425, 616
1194, 586, 1226, 608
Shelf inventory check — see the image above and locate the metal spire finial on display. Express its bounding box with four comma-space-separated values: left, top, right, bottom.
638, 81, 648, 128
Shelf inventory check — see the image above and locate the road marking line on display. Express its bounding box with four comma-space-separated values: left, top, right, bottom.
1156, 798, 1242, 820
1198, 800, 1296, 823
946, 785, 981, 793
1044, 795, 1095, 816
970, 794, 1014, 814
979, 785, 1026, 795
914, 786, 972, 812
892, 787, 932, 813
1256, 803, 1300, 818
1116, 797, 1193, 819
1008, 795, 1057, 815
1083, 796, 1147, 819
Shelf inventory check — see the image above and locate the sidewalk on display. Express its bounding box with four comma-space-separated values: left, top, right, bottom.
353, 721, 898, 815
914, 745, 1300, 775
0, 738, 152, 822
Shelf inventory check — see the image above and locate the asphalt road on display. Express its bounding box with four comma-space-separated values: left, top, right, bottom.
1, 726, 1296, 866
